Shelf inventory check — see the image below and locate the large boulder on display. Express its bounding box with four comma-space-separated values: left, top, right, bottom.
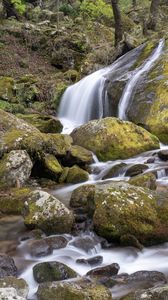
0, 150, 33, 187
24, 190, 74, 234
37, 280, 113, 300
71, 118, 159, 161
122, 284, 168, 300
127, 40, 168, 143
93, 182, 168, 246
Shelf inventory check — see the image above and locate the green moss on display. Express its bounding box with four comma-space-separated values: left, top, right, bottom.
0, 76, 15, 101
16, 113, 63, 133
66, 165, 89, 183
71, 118, 159, 161
93, 182, 163, 245
0, 100, 25, 113
51, 82, 68, 110
0, 188, 31, 214
43, 154, 63, 178
129, 172, 156, 190
132, 41, 156, 69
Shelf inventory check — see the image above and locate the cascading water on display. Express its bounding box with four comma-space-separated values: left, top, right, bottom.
118, 39, 165, 120
58, 44, 144, 133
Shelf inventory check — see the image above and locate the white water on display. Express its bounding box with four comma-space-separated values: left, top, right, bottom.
58, 44, 144, 133
118, 39, 165, 120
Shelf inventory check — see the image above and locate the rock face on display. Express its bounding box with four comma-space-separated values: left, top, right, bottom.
0, 150, 33, 187
93, 182, 168, 245
33, 261, 77, 283
71, 117, 159, 161
127, 40, 168, 143
37, 280, 113, 300
24, 190, 74, 234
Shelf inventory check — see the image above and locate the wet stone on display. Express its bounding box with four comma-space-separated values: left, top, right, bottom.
86, 263, 120, 277
69, 236, 100, 253
28, 239, 52, 257
125, 164, 148, 177
158, 150, 168, 161
44, 236, 68, 250
76, 255, 103, 266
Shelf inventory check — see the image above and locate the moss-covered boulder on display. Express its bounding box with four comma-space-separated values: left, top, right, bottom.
93, 182, 168, 246
17, 113, 63, 133
0, 188, 31, 215
129, 172, 157, 190
71, 118, 159, 161
37, 280, 113, 300
122, 284, 168, 300
127, 41, 168, 143
0, 150, 33, 187
24, 190, 74, 234
62, 165, 89, 183
33, 261, 77, 283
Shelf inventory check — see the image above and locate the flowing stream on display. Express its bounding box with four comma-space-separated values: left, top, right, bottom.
2, 40, 168, 299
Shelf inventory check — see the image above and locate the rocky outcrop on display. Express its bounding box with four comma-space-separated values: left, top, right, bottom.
71, 117, 159, 161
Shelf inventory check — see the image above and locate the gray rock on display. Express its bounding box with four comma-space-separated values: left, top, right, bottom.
0, 254, 17, 278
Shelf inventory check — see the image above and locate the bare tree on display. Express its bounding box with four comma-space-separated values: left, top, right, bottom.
111, 0, 123, 46
147, 0, 160, 30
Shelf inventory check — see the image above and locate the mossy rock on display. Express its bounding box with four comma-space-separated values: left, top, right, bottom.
70, 184, 95, 216
127, 41, 168, 143
0, 77, 15, 102
24, 190, 74, 234
0, 188, 31, 215
65, 165, 89, 183
33, 261, 77, 283
37, 280, 113, 300
71, 118, 159, 161
93, 182, 168, 246
121, 284, 168, 300
66, 145, 93, 166
43, 154, 63, 179
16, 113, 63, 133
129, 172, 156, 190
0, 100, 25, 114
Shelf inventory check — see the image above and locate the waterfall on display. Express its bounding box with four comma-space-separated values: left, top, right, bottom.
58, 40, 164, 132
58, 45, 144, 132
118, 39, 165, 120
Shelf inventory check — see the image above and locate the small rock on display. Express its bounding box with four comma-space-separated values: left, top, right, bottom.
76, 256, 103, 266
125, 164, 148, 177
70, 236, 99, 253
0, 276, 28, 298
28, 239, 52, 257
86, 263, 120, 277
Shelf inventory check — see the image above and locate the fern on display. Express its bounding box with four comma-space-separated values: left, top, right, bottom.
11, 0, 26, 14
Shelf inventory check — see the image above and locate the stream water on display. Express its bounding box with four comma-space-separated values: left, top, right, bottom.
1, 40, 168, 299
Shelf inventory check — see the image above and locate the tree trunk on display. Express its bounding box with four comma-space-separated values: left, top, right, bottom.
111, 0, 123, 47
2, 0, 19, 20
132, 0, 137, 7
147, 0, 160, 30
